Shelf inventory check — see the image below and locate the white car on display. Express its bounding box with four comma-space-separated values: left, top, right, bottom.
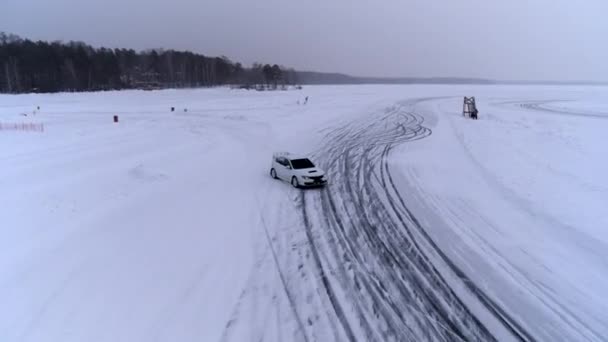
270, 153, 328, 188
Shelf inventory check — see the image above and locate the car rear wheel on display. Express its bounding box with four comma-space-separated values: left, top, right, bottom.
291, 176, 299, 188
270, 168, 278, 179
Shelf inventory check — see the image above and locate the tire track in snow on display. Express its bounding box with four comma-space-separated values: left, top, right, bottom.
496, 99, 608, 120
259, 214, 310, 342
300, 193, 357, 341
298, 98, 535, 341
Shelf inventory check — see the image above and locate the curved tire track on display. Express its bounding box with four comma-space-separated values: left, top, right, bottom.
297, 99, 536, 341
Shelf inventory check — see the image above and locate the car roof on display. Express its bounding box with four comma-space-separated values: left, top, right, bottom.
273, 152, 309, 160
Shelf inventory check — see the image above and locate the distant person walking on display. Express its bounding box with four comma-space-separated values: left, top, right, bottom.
304, 96, 309, 105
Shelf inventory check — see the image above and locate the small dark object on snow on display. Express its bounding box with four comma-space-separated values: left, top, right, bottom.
463, 97, 479, 120
184, 108, 188, 112
171, 107, 175, 112
37, 106, 40, 110
113, 115, 119, 123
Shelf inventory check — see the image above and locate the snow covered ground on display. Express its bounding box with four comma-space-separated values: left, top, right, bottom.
1, 85, 607, 341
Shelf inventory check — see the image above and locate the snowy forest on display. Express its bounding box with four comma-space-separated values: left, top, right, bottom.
0, 32, 298, 93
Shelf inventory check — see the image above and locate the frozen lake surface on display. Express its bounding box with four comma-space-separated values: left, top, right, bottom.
1, 85, 607, 341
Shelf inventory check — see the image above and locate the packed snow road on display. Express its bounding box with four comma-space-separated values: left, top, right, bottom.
1, 86, 608, 341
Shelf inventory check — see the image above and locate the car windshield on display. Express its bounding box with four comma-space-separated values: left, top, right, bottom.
290, 159, 315, 169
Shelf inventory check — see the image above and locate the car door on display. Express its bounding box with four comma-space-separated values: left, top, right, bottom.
283, 159, 294, 180
276, 157, 290, 180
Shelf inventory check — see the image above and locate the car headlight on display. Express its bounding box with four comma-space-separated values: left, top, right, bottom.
302, 176, 311, 180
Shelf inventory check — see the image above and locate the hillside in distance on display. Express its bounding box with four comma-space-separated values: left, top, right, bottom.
296, 71, 494, 85
296, 71, 608, 86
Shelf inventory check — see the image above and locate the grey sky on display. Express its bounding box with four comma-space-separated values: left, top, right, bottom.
2, 0, 607, 81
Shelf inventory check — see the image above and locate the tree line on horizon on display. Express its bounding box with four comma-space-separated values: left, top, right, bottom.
0, 32, 298, 94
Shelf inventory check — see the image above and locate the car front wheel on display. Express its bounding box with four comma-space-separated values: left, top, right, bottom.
270, 168, 278, 179
291, 176, 299, 188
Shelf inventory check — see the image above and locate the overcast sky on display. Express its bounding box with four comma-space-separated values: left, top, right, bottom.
2, 0, 607, 81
